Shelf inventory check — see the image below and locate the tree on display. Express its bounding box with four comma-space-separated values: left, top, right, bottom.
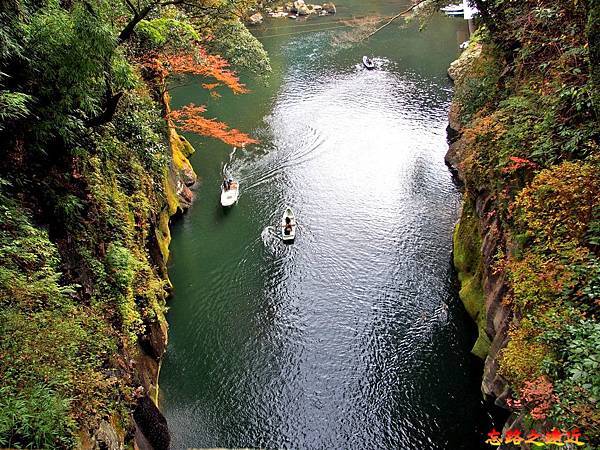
170, 104, 257, 146
142, 44, 258, 145
116, 0, 256, 43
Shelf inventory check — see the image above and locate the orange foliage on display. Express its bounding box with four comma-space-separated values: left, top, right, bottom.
169, 105, 258, 147
143, 45, 247, 94
520, 376, 558, 421
502, 156, 538, 173
141, 45, 256, 146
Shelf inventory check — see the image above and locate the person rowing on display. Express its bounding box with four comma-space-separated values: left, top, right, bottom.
283, 217, 294, 235
223, 177, 234, 191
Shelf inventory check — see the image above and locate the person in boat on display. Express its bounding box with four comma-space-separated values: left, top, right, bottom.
223, 177, 229, 191
284, 217, 293, 235
228, 178, 233, 189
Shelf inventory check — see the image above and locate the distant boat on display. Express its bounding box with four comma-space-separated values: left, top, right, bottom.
441, 4, 464, 15
281, 207, 296, 242
363, 56, 375, 70
220, 179, 239, 207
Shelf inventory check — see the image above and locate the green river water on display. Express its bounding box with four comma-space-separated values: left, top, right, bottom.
160, 2, 497, 448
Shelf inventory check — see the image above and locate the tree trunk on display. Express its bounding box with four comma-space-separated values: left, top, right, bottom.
86, 91, 124, 127
117, 4, 155, 43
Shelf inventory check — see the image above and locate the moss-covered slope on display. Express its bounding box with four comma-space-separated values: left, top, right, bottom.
0, 82, 196, 449
447, 1, 599, 446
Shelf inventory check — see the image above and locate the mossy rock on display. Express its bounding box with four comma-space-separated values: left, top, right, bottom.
453, 196, 490, 359
472, 325, 492, 359
459, 273, 484, 321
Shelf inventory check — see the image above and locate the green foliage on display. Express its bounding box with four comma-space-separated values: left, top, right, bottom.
561, 320, 600, 404
454, 1, 600, 439
0, 190, 119, 449
207, 19, 271, 74
136, 17, 200, 51
106, 243, 144, 338
54, 193, 85, 229
0, 192, 75, 311
0, 0, 242, 448
0, 91, 32, 130
541, 317, 600, 439
111, 49, 139, 91
0, 385, 75, 449
498, 86, 597, 165
22, 0, 115, 144
112, 90, 169, 177
106, 243, 136, 292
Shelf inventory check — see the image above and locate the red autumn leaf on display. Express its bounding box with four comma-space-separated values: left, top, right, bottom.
169, 104, 258, 147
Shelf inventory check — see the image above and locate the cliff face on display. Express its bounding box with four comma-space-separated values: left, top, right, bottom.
130, 109, 197, 450
446, 17, 599, 446
446, 45, 512, 406
84, 93, 198, 450
0, 84, 196, 449
0, 1, 267, 447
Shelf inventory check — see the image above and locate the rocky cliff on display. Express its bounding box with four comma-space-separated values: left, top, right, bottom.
87, 91, 198, 450
446, 42, 512, 407
446, 15, 599, 446
0, 84, 197, 449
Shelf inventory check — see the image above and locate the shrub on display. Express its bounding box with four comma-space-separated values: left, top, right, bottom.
512, 161, 599, 250
500, 319, 549, 386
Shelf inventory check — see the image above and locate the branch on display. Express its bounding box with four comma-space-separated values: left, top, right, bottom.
86, 91, 124, 127
117, 2, 157, 43
365, 0, 427, 39
161, 81, 196, 93
124, 0, 138, 14
158, 0, 185, 6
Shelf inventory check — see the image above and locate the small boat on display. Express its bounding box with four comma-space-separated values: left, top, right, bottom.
281, 207, 296, 242
363, 56, 375, 70
440, 4, 464, 15
441, 4, 463, 12
220, 180, 239, 207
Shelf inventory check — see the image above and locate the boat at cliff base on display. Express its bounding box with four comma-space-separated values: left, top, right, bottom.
221, 179, 239, 207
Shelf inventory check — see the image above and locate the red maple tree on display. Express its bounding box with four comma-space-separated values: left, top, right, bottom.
169, 104, 258, 147
142, 45, 257, 146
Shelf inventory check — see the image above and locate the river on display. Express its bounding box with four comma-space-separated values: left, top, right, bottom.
160, 1, 493, 448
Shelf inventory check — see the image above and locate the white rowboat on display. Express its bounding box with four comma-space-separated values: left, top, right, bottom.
220, 181, 239, 207
441, 4, 464, 13
281, 207, 296, 242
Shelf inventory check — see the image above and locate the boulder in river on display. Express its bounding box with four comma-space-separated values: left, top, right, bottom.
292, 0, 309, 14
297, 4, 311, 15
306, 4, 319, 14
248, 12, 263, 24
322, 2, 336, 14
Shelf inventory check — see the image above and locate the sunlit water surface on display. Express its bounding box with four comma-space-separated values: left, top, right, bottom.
160, 2, 493, 448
